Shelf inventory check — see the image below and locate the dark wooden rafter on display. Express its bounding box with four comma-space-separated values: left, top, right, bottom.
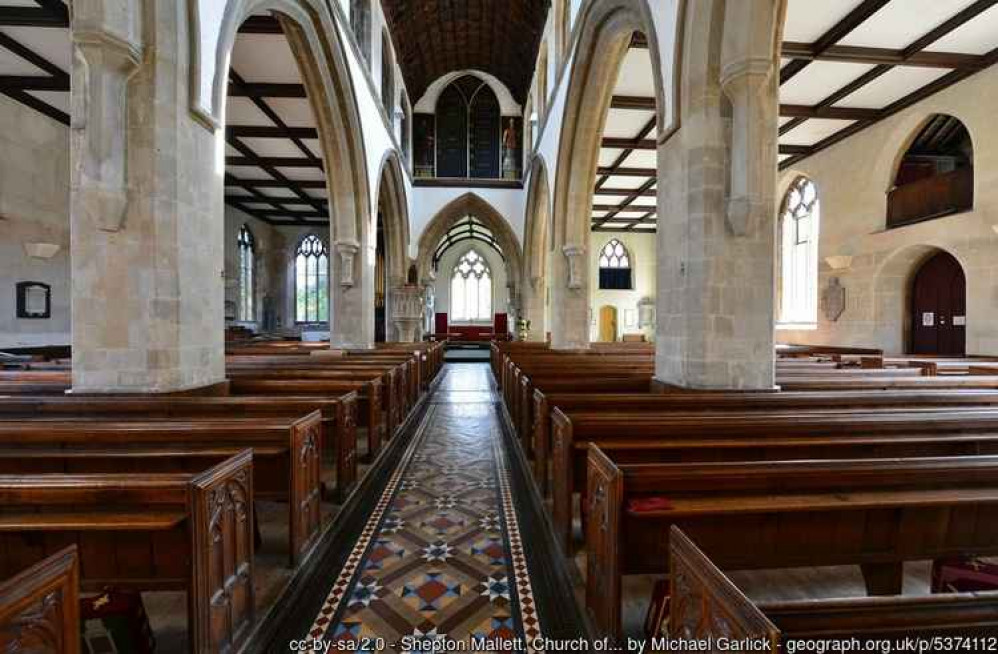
779, 0, 998, 168
0, 1, 70, 125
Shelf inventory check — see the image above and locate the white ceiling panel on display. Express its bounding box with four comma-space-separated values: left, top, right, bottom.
240, 137, 310, 158
26, 90, 68, 114
603, 175, 648, 190
599, 148, 624, 166
612, 48, 655, 97
782, 0, 866, 43
260, 187, 300, 199
231, 34, 302, 83
267, 98, 317, 127
302, 139, 324, 159
781, 118, 856, 146
632, 224, 656, 230
226, 166, 272, 180
838, 0, 979, 49
226, 97, 276, 126
621, 150, 657, 168
278, 166, 326, 181
225, 187, 253, 197
0, 27, 71, 72
833, 65, 951, 108
597, 195, 629, 205
599, 222, 629, 229
603, 108, 652, 138
306, 188, 329, 199
592, 211, 608, 219
780, 61, 875, 105
616, 211, 650, 219
923, 4, 998, 54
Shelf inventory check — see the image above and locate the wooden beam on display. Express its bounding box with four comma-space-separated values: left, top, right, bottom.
0, 7, 67, 28
223, 179, 327, 190
610, 95, 656, 111
228, 82, 307, 98
237, 15, 283, 34
779, 104, 879, 121
0, 75, 68, 92
226, 156, 323, 169
226, 125, 319, 140
601, 137, 656, 150
630, 33, 648, 49
778, 144, 811, 156
780, 43, 985, 70
597, 167, 656, 177
0, 87, 67, 124
594, 188, 656, 197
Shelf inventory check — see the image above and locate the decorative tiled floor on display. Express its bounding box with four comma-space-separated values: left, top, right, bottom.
304, 365, 545, 653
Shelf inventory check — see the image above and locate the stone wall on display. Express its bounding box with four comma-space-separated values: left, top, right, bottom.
776, 67, 998, 356
0, 96, 70, 348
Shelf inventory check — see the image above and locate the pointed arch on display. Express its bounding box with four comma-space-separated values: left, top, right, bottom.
523, 156, 552, 285
374, 150, 411, 288
416, 193, 523, 299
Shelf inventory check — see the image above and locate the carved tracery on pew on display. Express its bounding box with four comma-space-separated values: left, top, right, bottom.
293, 417, 323, 564
669, 527, 779, 647
338, 395, 359, 501
0, 546, 79, 654
585, 445, 623, 638
191, 456, 255, 654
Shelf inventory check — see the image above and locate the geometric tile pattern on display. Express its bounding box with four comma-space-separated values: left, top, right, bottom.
303, 365, 546, 653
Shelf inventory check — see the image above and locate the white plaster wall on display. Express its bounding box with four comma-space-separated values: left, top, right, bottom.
409, 186, 526, 257
588, 231, 657, 341
0, 96, 70, 348
431, 244, 510, 325
775, 67, 998, 355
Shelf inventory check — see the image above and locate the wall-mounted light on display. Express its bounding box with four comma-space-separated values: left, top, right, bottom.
824, 255, 853, 271
23, 242, 60, 259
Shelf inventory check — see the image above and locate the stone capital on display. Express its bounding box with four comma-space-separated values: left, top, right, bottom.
334, 239, 360, 288
562, 244, 585, 290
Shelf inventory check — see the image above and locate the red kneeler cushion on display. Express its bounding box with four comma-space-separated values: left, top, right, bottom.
80, 589, 156, 654
931, 556, 998, 593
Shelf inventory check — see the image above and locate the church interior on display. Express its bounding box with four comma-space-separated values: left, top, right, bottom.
3, 0, 998, 651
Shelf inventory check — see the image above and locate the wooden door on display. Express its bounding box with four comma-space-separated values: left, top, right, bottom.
435, 85, 467, 178
598, 306, 618, 342
910, 251, 966, 355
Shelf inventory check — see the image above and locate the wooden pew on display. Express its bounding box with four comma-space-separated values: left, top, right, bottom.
0, 394, 359, 502
0, 546, 79, 653
667, 527, 998, 645
0, 452, 255, 653
780, 375, 998, 390
552, 407, 998, 550
530, 389, 998, 492
0, 415, 322, 566
586, 448, 998, 637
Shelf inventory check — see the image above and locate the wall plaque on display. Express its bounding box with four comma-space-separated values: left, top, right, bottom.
821, 277, 846, 322
16, 281, 51, 319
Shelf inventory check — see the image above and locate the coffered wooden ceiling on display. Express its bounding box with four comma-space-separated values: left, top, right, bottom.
380, 0, 549, 104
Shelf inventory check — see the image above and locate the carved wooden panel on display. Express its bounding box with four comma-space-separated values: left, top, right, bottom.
585, 445, 624, 638
0, 546, 79, 654
337, 396, 359, 501
550, 409, 574, 552
669, 527, 779, 647
291, 414, 323, 565
191, 451, 255, 654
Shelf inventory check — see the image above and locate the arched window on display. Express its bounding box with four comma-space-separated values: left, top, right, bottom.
238, 224, 255, 321
295, 234, 328, 324
451, 250, 492, 322
598, 238, 632, 290
888, 114, 973, 229
778, 176, 820, 327
435, 75, 501, 179
350, 0, 371, 65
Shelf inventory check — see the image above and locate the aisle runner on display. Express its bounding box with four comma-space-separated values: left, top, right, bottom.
305, 394, 545, 654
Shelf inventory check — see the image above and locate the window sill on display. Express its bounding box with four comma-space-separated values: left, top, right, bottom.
775, 322, 818, 331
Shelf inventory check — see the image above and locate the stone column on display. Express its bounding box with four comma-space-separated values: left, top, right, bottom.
330, 237, 375, 349
549, 244, 589, 349
390, 284, 423, 343
71, 0, 226, 392
520, 276, 547, 341
654, 0, 778, 390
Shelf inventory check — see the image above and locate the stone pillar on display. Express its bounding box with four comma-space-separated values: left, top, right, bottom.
520, 276, 547, 341
654, 0, 778, 390
330, 237, 374, 349
70, 0, 225, 392
390, 284, 423, 343
549, 244, 589, 349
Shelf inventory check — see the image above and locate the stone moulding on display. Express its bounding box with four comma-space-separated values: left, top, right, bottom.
562, 244, 584, 290
335, 240, 360, 288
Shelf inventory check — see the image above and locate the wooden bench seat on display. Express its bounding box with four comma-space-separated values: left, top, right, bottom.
0, 415, 323, 566
551, 407, 998, 550
0, 452, 255, 653
585, 449, 998, 637
667, 527, 998, 646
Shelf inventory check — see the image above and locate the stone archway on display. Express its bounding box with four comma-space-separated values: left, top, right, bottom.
416, 193, 524, 332
549, 0, 671, 350
521, 156, 552, 341
208, 0, 374, 349
374, 151, 418, 341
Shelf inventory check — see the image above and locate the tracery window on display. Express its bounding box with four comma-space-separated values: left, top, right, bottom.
238, 224, 255, 321
598, 238, 632, 290
450, 250, 492, 322
295, 234, 328, 324
778, 176, 820, 327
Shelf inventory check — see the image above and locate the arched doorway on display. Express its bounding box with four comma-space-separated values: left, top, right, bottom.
910, 251, 966, 355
